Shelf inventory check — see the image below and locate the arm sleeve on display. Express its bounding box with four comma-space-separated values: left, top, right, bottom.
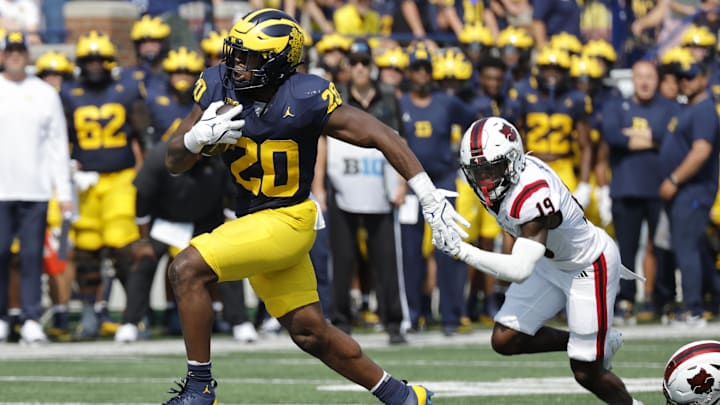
47, 91, 72, 202
653, 103, 678, 145
457, 237, 546, 282
600, 101, 628, 148
692, 103, 719, 144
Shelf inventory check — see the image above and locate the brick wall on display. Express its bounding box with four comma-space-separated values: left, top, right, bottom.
63, 1, 140, 67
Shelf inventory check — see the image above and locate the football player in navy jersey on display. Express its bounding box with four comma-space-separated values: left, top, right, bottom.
125, 15, 171, 91
60, 31, 145, 339
505, 47, 594, 210
146, 47, 204, 145
163, 9, 465, 405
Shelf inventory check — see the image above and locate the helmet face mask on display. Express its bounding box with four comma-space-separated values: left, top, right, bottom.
462, 157, 512, 202
78, 57, 114, 86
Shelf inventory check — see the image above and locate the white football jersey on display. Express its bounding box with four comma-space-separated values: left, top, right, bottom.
484, 155, 606, 271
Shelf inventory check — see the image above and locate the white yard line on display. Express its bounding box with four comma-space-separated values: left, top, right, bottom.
1, 323, 718, 360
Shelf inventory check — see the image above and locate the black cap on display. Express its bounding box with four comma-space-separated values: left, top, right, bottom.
2, 31, 28, 51
349, 39, 371, 58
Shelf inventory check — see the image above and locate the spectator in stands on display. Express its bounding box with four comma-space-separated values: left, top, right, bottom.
315, 33, 352, 85
495, 0, 532, 31
602, 60, 679, 324
0, 32, 72, 343
658, 53, 720, 327
333, 0, 380, 35
632, 0, 702, 57
41, 0, 65, 44
323, 40, 409, 344
374, 45, 408, 94
0, 0, 41, 45
531, 0, 582, 48
453, 0, 499, 37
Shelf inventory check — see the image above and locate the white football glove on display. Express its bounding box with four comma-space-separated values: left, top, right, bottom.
573, 181, 592, 209
184, 101, 245, 154
595, 185, 613, 227
73, 170, 99, 192
408, 173, 470, 256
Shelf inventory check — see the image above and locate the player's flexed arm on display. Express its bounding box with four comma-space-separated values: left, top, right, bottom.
324, 103, 470, 249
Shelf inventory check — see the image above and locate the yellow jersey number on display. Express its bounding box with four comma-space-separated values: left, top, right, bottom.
230, 138, 300, 197
321, 82, 342, 114
525, 113, 573, 155
73, 103, 128, 150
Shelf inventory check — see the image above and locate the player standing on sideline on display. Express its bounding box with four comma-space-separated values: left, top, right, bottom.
440, 116, 644, 405
162, 9, 465, 405
60, 31, 145, 339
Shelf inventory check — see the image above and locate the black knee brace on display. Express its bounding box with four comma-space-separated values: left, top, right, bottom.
74, 249, 102, 293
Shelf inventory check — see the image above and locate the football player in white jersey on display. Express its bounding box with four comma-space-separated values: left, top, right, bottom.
440, 117, 643, 404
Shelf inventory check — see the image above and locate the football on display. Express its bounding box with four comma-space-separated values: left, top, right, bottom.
200, 103, 241, 157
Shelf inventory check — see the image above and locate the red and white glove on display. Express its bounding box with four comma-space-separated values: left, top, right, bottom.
184, 101, 245, 154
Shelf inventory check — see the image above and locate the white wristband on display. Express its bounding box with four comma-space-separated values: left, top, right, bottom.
407, 172, 436, 204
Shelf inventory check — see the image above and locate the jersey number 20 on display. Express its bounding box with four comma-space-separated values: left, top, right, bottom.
230, 137, 300, 197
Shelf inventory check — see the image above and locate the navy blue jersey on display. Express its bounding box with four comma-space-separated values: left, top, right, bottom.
146, 84, 194, 144
532, 0, 582, 39
659, 97, 720, 198
399, 91, 473, 179
467, 93, 501, 119
602, 95, 679, 198
60, 78, 141, 172
193, 64, 340, 217
506, 83, 591, 156
120, 65, 165, 97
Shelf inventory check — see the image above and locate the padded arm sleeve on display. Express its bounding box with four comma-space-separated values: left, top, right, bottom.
457, 237, 546, 283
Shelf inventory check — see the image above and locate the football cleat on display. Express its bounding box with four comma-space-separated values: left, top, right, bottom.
405, 385, 433, 405
163, 378, 217, 405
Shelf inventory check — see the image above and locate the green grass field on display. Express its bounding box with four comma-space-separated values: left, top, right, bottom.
0, 324, 710, 404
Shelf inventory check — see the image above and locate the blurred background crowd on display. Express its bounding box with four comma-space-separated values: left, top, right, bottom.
2, 0, 720, 347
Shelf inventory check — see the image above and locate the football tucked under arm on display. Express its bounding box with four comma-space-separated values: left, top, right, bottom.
455, 237, 546, 283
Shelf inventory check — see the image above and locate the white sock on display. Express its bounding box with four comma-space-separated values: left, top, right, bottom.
187, 360, 211, 366
370, 371, 390, 393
